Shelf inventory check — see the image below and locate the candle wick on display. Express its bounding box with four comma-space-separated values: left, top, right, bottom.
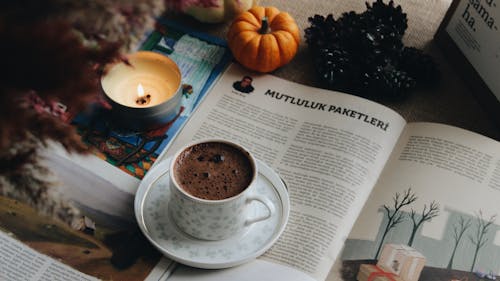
136, 92, 151, 105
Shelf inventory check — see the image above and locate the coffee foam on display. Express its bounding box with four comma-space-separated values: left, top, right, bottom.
173, 142, 254, 200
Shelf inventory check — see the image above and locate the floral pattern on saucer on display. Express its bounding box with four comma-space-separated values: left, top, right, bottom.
135, 159, 289, 269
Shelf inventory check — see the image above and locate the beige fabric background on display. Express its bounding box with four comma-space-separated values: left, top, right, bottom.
170, 0, 500, 141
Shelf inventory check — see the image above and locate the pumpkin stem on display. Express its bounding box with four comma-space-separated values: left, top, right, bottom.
259, 16, 269, 34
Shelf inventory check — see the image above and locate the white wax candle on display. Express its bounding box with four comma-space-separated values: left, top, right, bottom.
101, 51, 181, 108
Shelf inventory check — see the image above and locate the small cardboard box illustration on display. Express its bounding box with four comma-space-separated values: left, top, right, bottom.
377, 244, 426, 281
357, 264, 404, 281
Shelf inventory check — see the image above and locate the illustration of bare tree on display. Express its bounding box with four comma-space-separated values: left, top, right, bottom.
447, 215, 472, 269
469, 210, 497, 272
407, 201, 439, 246
374, 188, 417, 259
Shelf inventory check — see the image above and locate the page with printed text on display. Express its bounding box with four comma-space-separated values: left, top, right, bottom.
158, 63, 407, 281
336, 122, 500, 281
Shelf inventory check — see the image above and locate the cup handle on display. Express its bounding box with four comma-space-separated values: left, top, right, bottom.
244, 195, 275, 226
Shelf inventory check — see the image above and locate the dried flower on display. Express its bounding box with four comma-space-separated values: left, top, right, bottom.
0, 0, 165, 173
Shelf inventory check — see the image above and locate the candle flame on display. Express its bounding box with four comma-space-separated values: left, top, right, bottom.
137, 83, 145, 98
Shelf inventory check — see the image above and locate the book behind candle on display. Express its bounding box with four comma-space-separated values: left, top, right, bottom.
434, 0, 500, 126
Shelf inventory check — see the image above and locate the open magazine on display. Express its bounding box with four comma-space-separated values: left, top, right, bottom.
0, 147, 176, 281
2, 64, 499, 281
0, 19, 230, 281
156, 63, 500, 281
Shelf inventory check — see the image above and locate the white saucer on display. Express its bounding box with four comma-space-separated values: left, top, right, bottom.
134, 158, 290, 269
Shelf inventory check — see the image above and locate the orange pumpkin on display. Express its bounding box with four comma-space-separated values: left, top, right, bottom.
227, 6, 300, 73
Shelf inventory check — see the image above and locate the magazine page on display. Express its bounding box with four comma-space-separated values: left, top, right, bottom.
168, 260, 314, 281
0, 143, 173, 281
338, 122, 500, 281
0, 231, 99, 281
158, 63, 407, 281
0, 18, 232, 281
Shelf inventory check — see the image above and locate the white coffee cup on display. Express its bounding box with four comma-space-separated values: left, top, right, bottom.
168, 139, 275, 240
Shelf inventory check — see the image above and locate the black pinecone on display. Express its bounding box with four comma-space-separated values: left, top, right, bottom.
363, 62, 416, 100
363, 23, 403, 61
364, 0, 408, 36
304, 0, 439, 101
314, 47, 354, 91
305, 14, 339, 50
337, 11, 367, 44
400, 47, 440, 87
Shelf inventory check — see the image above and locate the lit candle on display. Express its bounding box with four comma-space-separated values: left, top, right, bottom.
135, 83, 151, 106
100, 51, 182, 130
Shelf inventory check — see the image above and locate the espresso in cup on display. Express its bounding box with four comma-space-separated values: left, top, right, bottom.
168, 139, 275, 240
173, 142, 254, 200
